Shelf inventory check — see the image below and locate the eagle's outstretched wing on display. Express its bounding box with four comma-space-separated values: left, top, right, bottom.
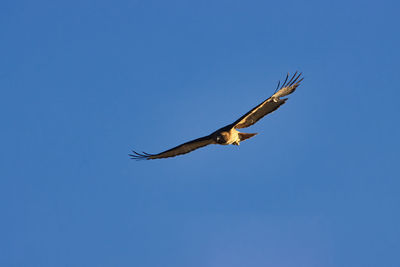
129, 135, 215, 160
232, 72, 303, 129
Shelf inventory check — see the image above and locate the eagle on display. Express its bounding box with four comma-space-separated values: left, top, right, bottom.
130, 72, 303, 160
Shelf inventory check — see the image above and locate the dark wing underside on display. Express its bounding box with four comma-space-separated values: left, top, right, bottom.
232, 72, 303, 129
129, 135, 215, 160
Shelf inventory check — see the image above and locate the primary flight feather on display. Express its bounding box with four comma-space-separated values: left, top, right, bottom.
130, 72, 303, 160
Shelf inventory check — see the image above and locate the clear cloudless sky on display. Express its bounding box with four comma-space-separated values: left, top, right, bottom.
1, 0, 400, 266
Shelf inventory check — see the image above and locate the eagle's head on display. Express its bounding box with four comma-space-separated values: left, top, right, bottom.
215, 132, 228, 144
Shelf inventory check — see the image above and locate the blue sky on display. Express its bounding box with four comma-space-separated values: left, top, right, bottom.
1, 0, 400, 266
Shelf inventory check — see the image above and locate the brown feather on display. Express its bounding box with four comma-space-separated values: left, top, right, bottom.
232, 72, 302, 129
238, 132, 258, 141
129, 135, 215, 160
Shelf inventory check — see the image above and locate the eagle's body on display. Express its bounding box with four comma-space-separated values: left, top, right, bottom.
212, 127, 256, 146
130, 72, 303, 160
214, 127, 240, 145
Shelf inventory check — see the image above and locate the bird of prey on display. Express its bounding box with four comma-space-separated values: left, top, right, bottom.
130, 72, 303, 160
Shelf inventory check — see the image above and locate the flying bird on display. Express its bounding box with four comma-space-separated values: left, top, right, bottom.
130, 72, 303, 160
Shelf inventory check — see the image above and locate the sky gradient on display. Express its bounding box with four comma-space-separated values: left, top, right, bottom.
1, 0, 400, 266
